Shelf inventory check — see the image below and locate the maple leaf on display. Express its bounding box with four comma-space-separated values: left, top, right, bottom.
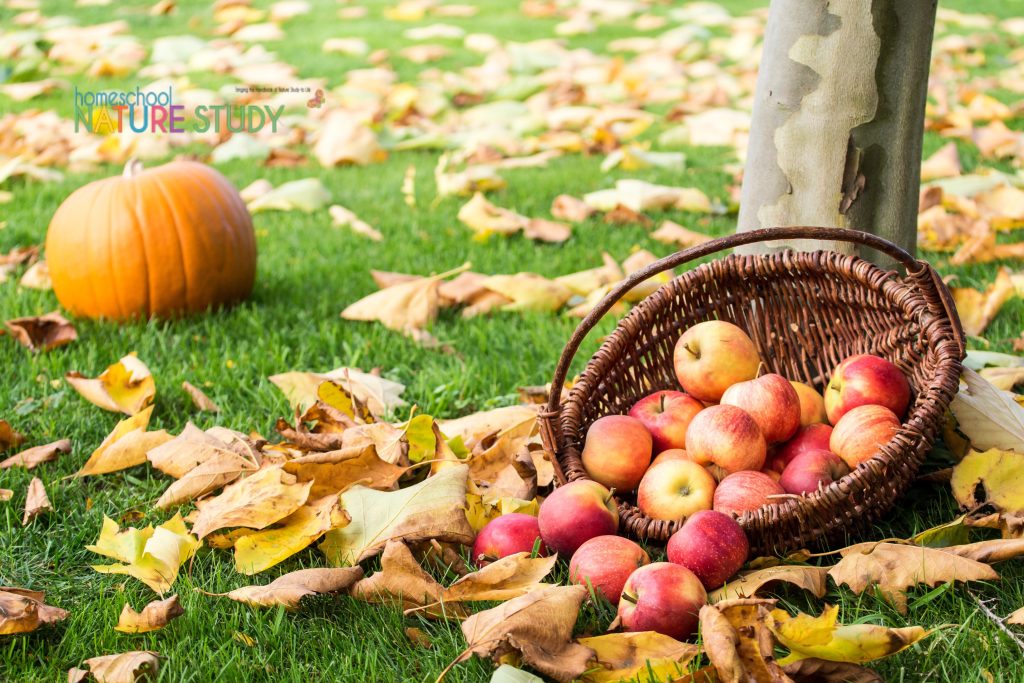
88, 513, 200, 594
233, 494, 350, 575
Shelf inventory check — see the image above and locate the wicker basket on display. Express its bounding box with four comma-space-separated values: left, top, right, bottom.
539, 227, 965, 556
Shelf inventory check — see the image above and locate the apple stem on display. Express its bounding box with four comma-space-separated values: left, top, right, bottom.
684, 343, 700, 360
755, 361, 766, 378
659, 393, 666, 413
620, 591, 638, 605
604, 488, 617, 505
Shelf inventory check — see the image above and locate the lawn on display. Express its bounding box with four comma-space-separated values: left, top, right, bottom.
2, 0, 1024, 681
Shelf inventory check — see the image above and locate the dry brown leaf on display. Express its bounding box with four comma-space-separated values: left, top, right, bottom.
313, 110, 385, 167
80, 651, 160, 682
709, 565, 829, 603
114, 595, 184, 633
651, 220, 712, 248
551, 194, 594, 222
66, 354, 156, 415
523, 218, 571, 243
920, 142, 962, 181
330, 205, 384, 241
0, 489, 12, 502
222, 566, 364, 609
455, 585, 593, 682
342, 266, 467, 337
282, 443, 407, 498
0, 588, 69, 634
405, 627, 432, 648
782, 658, 883, 683
0, 419, 26, 452
977, 185, 1024, 230
190, 466, 312, 539
699, 598, 791, 683
151, 426, 260, 509
951, 268, 1016, 337
182, 382, 220, 413
234, 494, 350, 574
828, 542, 998, 614
1008, 607, 1024, 625
22, 476, 52, 525
1, 439, 71, 470
3, 312, 77, 351
350, 540, 455, 617
457, 192, 527, 237
603, 204, 652, 226
438, 271, 490, 305
577, 631, 700, 683
443, 552, 556, 604
76, 407, 171, 477
940, 538, 1024, 563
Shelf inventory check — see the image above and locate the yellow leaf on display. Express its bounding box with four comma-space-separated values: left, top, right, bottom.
578, 631, 700, 683
190, 466, 312, 539
767, 604, 930, 664
150, 425, 261, 509
114, 595, 184, 633
79, 651, 161, 683
920, 142, 962, 181
0, 588, 69, 635
351, 540, 455, 617
699, 599, 789, 682
554, 253, 623, 297
320, 463, 474, 566
88, 513, 200, 593
234, 495, 350, 575
1, 439, 72, 470
978, 366, 1024, 392
181, 381, 220, 413
66, 353, 156, 415
269, 367, 407, 417
457, 192, 527, 238
951, 268, 1016, 337
949, 368, 1024, 452
465, 493, 539, 532
76, 406, 171, 477
481, 274, 573, 312
317, 380, 373, 424
951, 448, 1024, 516
1008, 607, 1024, 625
282, 444, 407, 498
709, 565, 829, 603
221, 567, 363, 610
313, 110, 385, 167
443, 552, 556, 604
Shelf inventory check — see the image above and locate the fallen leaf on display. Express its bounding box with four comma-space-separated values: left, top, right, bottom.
76, 407, 172, 477
767, 604, 929, 664
66, 354, 156, 415
951, 268, 1016, 337
699, 599, 790, 682
314, 110, 385, 167
577, 631, 700, 683
234, 494, 350, 574
709, 565, 829, 603
22, 476, 51, 525
191, 466, 312, 539
921, 142, 962, 181
1, 439, 71, 470
247, 178, 331, 213
114, 595, 184, 633
977, 185, 1024, 230
283, 444, 407, 497
523, 218, 571, 243
782, 658, 883, 683
603, 204, 652, 227
651, 220, 712, 248
182, 382, 220, 412
342, 267, 463, 337
320, 463, 474, 566
481, 274, 573, 312
80, 651, 160, 682
18, 260, 51, 290
330, 205, 384, 241
455, 585, 593, 682
351, 540, 455, 617
149, 425, 260, 508
458, 192, 528, 238
270, 367, 407, 417
951, 448, 1024, 521
405, 626, 432, 648
554, 254, 623, 297
827, 542, 997, 614
940, 538, 1024, 563
3, 312, 77, 351
979, 366, 1024, 391
221, 567, 363, 609
0, 588, 69, 634
443, 552, 556, 603
1008, 607, 1024, 625
950, 368, 1024, 452
465, 494, 539, 532
88, 513, 200, 593
551, 195, 594, 222
1, 419, 27, 451
0, 489, 11, 501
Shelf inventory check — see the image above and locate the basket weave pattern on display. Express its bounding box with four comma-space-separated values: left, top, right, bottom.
540, 227, 965, 556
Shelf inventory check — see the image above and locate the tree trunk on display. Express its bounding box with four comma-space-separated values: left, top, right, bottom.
736, 0, 937, 264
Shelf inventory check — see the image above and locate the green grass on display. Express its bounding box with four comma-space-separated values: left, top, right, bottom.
2, 0, 1024, 681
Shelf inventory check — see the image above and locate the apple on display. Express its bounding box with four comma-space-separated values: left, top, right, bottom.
637, 459, 717, 521
628, 390, 704, 453
830, 404, 900, 469
471, 513, 546, 565
651, 448, 691, 466
790, 381, 828, 426
537, 480, 619, 557
667, 510, 749, 590
569, 535, 650, 605
825, 354, 911, 424
771, 423, 834, 472
720, 373, 801, 443
673, 321, 761, 403
617, 562, 707, 640
581, 415, 653, 492
760, 468, 781, 482
779, 449, 850, 495
713, 471, 785, 517
685, 405, 767, 474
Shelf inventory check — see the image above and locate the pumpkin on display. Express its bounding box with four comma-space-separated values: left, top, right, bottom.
46, 159, 257, 321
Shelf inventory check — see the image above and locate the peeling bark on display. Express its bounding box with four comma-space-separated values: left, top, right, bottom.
737, 0, 937, 263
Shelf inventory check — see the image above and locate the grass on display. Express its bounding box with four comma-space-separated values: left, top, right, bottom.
2, 0, 1024, 681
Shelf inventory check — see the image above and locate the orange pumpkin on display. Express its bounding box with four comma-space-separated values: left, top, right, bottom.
46, 159, 257, 321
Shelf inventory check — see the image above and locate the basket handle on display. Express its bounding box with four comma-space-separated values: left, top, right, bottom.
543, 226, 965, 421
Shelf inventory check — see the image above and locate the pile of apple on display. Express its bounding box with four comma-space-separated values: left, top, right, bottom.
471, 320, 911, 640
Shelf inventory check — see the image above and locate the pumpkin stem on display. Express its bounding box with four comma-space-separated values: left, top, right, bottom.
123, 158, 144, 178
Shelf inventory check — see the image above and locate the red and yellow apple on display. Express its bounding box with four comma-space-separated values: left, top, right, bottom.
471, 513, 546, 565
770, 423, 834, 472
617, 562, 707, 640
829, 404, 900, 468
628, 390, 704, 453
825, 354, 911, 424
713, 471, 785, 517
537, 480, 619, 557
568, 535, 650, 605
685, 405, 767, 474
666, 510, 749, 590
790, 381, 828, 426
637, 459, 716, 521
720, 373, 801, 443
673, 321, 761, 402
581, 415, 653, 492
651, 448, 691, 466
779, 449, 850, 495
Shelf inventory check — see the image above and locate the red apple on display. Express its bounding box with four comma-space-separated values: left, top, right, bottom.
685, 405, 767, 474
825, 354, 911, 424
667, 510, 749, 590
673, 321, 761, 402
637, 459, 716, 521
617, 562, 707, 640
779, 449, 850, 495
651, 448, 691, 466
471, 513, 546, 565
537, 480, 619, 557
790, 381, 828, 426
771, 423, 834, 472
628, 390, 704, 453
720, 373, 801, 443
581, 415, 653, 492
713, 471, 785, 517
830, 404, 900, 468
569, 535, 650, 605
